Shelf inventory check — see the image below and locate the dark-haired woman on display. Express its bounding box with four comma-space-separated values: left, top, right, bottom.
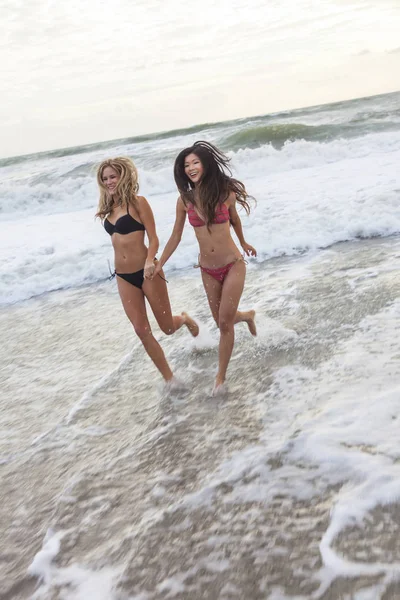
154, 141, 257, 392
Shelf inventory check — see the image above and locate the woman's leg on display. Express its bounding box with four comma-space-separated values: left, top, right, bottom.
201, 267, 256, 335
215, 261, 247, 388
117, 276, 173, 381
143, 270, 199, 337
234, 309, 257, 336
201, 269, 223, 325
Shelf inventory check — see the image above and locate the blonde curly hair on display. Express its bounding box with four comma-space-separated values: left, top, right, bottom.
95, 156, 139, 220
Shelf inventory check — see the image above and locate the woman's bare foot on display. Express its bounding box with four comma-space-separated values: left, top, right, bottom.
162, 376, 188, 396
182, 312, 199, 337
212, 380, 228, 397
245, 310, 257, 336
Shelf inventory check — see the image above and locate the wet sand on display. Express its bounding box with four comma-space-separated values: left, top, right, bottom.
1, 236, 400, 599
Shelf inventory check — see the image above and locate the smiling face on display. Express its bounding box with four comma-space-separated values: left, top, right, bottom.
101, 166, 120, 195
184, 153, 204, 185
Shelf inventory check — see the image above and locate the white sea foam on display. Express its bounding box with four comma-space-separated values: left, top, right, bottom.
29, 528, 122, 600
1, 125, 399, 305
30, 539, 122, 600
160, 298, 400, 593
3, 233, 398, 598
28, 529, 63, 584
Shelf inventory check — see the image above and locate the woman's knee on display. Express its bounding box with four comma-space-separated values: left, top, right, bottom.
218, 315, 234, 333
133, 322, 152, 340
159, 323, 175, 335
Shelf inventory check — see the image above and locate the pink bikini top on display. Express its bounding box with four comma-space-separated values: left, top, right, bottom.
187, 202, 229, 228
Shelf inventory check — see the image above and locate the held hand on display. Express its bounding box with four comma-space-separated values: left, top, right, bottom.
144, 261, 156, 280
153, 261, 163, 278
242, 242, 257, 257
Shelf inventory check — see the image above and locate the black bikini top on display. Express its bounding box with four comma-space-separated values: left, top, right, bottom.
104, 203, 145, 236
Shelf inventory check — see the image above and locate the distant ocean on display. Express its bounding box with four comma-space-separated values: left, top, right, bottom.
1, 91, 399, 305
2, 92, 400, 599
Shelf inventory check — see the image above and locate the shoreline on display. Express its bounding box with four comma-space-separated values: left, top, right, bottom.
1, 232, 399, 312
1, 235, 400, 599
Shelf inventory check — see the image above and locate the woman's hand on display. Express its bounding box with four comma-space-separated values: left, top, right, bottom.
153, 261, 163, 278
242, 242, 257, 257
144, 260, 156, 280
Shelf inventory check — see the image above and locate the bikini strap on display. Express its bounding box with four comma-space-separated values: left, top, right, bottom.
152, 258, 168, 283
107, 260, 116, 280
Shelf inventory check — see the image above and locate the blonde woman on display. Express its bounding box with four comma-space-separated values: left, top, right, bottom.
96, 157, 199, 383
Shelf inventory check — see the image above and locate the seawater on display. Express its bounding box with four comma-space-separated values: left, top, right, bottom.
1, 92, 400, 599
1, 91, 399, 304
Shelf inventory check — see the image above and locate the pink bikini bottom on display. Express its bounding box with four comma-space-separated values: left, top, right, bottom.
197, 256, 246, 284
200, 261, 236, 284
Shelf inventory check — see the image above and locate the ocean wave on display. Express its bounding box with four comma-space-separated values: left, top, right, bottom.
2, 130, 399, 219
0, 122, 228, 169
2, 92, 399, 168
1, 135, 399, 305
223, 120, 400, 150
223, 123, 330, 149
230, 130, 400, 180
0, 177, 98, 219
1, 92, 399, 304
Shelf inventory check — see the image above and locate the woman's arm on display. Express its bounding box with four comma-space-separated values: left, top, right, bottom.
137, 196, 159, 278
227, 192, 257, 257
154, 197, 187, 274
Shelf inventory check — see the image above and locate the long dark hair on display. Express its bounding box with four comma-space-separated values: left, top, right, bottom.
174, 141, 252, 227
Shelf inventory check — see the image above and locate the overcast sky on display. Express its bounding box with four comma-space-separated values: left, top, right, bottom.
2, 0, 400, 158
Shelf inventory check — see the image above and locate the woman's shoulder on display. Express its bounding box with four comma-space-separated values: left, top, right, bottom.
177, 195, 190, 209
134, 195, 150, 209
223, 190, 237, 205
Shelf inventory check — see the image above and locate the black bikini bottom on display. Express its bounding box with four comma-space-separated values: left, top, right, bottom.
110, 268, 168, 290
116, 269, 144, 290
